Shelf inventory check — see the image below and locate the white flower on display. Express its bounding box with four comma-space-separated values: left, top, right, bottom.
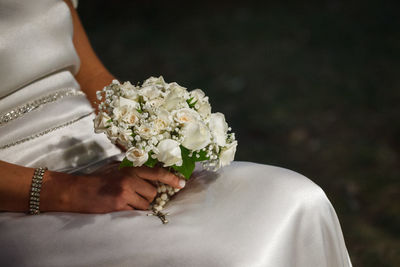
119, 97, 140, 109
189, 89, 211, 118
153, 109, 171, 132
139, 85, 161, 100
113, 97, 140, 118
105, 125, 119, 143
156, 139, 182, 167
181, 121, 211, 150
121, 108, 140, 125
126, 147, 148, 167
118, 128, 134, 148
142, 76, 166, 88
172, 108, 201, 124
112, 106, 124, 121
218, 141, 237, 168
197, 101, 211, 119
162, 83, 188, 111
136, 123, 156, 139
144, 97, 165, 110
209, 113, 228, 147
113, 105, 140, 126
189, 89, 206, 102
120, 81, 139, 101
93, 112, 111, 133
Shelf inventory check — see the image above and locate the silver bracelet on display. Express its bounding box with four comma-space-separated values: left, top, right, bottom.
29, 167, 47, 215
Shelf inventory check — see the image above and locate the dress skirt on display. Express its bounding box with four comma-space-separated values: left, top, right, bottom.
0, 161, 352, 267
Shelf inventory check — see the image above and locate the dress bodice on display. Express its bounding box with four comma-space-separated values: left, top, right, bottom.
0, 0, 79, 99
0, 0, 121, 171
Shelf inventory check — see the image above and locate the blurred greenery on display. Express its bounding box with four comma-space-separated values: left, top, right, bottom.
78, 0, 400, 266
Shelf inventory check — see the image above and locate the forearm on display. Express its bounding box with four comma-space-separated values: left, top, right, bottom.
0, 161, 33, 212
64, 0, 115, 110
76, 67, 115, 109
0, 161, 72, 212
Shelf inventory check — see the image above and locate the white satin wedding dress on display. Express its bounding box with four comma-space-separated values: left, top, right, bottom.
0, 0, 352, 266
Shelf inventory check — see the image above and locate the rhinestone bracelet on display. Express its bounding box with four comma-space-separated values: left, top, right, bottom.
29, 167, 47, 215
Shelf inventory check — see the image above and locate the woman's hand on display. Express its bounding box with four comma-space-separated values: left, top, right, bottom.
40, 164, 186, 213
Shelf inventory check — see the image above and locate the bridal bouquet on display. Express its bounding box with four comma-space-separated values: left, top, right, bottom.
93, 76, 237, 222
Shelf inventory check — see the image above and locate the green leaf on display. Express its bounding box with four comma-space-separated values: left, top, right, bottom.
136, 103, 144, 114
119, 157, 133, 169
144, 153, 158, 168
186, 97, 197, 109
172, 145, 196, 179
172, 162, 195, 180
138, 95, 145, 104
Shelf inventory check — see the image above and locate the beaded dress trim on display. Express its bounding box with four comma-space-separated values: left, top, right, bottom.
0, 88, 86, 126
0, 112, 93, 150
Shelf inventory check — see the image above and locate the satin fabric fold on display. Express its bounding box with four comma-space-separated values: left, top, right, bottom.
0, 162, 352, 267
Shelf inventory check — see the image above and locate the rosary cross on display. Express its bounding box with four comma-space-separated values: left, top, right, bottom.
147, 210, 169, 224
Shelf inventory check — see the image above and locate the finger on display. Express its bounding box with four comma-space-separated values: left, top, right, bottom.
127, 193, 150, 210
133, 178, 157, 203
117, 203, 138, 212
127, 204, 136, 210
133, 166, 186, 189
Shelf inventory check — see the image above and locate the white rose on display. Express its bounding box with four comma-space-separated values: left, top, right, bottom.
93, 112, 111, 133
218, 141, 237, 168
209, 112, 228, 147
181, 121, 211, 150
153, 109, 171, 132
172, 108, 201, 124
119, 96, 140, 109
113, 97, 140, 119
162, 83, 188, 111
113, 105, 140, 125
121, 108, 140, 125
118, 128, 134, 148
112, 106, 124, 121
126, 147, 149, 167
105, 124, 119, 143
120, 81, 139, 100
189, 89, 211, 118
139, 85, 161, 100
189, 89, 206, 101
136, 123, 156, 139
142, 76, 166, 88
156, 139, 182, 167
196, 101, 211, 119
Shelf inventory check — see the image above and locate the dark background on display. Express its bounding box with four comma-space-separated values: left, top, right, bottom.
77, 1, 400, 266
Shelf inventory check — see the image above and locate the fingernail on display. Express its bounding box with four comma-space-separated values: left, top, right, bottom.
179, 179, 186, 188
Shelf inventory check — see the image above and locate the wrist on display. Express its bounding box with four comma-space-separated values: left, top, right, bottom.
40, 171, 76, 212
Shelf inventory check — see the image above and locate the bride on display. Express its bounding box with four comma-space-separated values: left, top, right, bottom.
0, 0, 352, 266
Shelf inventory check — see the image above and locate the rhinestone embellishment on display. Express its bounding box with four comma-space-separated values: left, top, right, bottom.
29, 167, 47, 215
0, 88, 85, 126
0, 112, 93, 150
